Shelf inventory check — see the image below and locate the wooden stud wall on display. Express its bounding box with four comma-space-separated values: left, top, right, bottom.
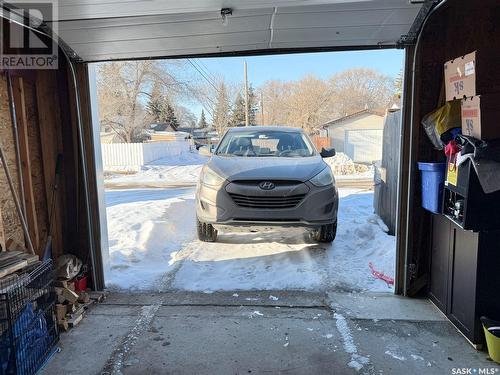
11, 77, 40, 250
0, 63, 91, 267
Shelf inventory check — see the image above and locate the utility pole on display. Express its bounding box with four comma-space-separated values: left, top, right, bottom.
244, 61, 249, 126
260, 91, 264, 125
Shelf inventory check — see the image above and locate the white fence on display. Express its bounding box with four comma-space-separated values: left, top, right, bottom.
101, 141, 190, 170
344, 129, 383, 163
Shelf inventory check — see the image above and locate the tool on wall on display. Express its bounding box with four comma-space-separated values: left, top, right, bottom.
42, 154, 63, 260
0, 144, 35, 255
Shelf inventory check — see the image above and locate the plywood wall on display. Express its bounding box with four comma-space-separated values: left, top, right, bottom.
0, 75, 25, 248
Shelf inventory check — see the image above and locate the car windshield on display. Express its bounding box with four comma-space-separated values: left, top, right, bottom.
216, 129, 316, 157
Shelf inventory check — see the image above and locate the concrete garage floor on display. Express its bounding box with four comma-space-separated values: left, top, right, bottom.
42, 291, 497, 375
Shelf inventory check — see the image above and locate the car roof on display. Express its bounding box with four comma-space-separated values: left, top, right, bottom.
226, 126, 304, 133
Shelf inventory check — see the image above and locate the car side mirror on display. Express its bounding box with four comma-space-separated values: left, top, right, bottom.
199, 146, 213, 157
320, 147, 336, 158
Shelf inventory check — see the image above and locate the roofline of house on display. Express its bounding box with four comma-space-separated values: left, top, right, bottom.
321, 108, 386, 128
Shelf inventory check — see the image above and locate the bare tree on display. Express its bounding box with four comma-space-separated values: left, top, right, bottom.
259, 69, 393, 132
286, 75, 333, 133
260, 80, 291, 126
329, 68, 393, 117
211, 81, 231, 136
96, 60, 190, 142
174, 105, 197, 129
260, 76, 332, 132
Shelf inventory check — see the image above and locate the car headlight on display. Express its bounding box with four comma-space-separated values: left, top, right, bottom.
309, 167, 335, 187
200, 166, 225, 187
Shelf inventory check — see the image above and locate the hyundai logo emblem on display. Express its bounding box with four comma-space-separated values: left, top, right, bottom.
259, 181, 275, 190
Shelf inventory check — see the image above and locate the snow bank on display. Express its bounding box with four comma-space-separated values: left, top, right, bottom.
104, 188, 196, 290
324, 153, 370, 175
327, 189, 396, 292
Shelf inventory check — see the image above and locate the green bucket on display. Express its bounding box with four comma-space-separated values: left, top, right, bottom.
481, 317, 500, 364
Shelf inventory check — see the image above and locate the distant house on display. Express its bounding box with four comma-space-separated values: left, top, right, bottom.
322, 109, 386, 163
150, 122, 178, 132
149, 122, 189, 142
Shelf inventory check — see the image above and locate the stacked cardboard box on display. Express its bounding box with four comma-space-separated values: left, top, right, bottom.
445, 51, 500, 140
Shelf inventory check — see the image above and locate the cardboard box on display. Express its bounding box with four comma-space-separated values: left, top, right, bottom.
461, 94, 500, 140
445, 51, 477, 101
445, 50, 500, 101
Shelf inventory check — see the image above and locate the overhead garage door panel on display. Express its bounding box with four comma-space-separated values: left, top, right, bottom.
41, 0, 423, 61
273, 24, 412, 44
54, 0, 418, 21
67, 31, 271, 61
55, 13, 273, 45
273, 8, 419, 29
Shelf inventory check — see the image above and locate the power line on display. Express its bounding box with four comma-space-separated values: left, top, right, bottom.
194, 59, 219, 87
187, 58, 220, 94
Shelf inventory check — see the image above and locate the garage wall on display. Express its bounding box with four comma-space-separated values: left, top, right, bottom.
327, 113, 384, 154
0, 75, 24, 248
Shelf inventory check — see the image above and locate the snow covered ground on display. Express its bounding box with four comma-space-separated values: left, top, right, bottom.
104, 151, 208, 189
104, 186, 395, 293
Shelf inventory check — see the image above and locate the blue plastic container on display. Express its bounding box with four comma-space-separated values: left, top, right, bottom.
417, 162, 446, 214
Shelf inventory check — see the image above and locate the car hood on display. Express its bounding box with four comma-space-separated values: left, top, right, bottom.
207, 155, 327, 182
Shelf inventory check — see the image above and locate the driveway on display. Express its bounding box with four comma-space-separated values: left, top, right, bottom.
104, 187, 395, 294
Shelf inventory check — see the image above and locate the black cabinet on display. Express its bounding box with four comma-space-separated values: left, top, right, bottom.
429, 214, 500, 346
443, 159, 500, 231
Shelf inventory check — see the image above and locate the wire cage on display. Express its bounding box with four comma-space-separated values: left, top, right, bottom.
0, 260, 59, 375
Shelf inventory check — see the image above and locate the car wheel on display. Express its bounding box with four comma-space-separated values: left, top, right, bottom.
197, 218, 218, 242
312, 221, 337, 243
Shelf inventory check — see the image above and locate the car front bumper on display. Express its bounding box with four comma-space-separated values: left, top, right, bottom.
196, 180, 338, 228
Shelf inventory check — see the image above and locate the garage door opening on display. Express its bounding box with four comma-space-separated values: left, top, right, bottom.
91, 49, 403, 294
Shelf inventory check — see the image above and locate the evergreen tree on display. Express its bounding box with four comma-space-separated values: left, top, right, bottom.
230, 86, 259, 126
146, 81, 166, 123
230, 92, 246, 126
198, 109, 208, 128
164, 103, 179, 129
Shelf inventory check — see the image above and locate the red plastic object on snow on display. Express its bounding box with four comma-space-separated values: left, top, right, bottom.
368, 262, 394, 286
74, 275, 87, 292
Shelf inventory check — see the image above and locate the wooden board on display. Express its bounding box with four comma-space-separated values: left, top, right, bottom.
0, 206, 5, 252
11, 76, 40, 252
67, 312, 83, 327
23, 79, 50, 258
0, 259, 28, 278
0, 251, 22, 263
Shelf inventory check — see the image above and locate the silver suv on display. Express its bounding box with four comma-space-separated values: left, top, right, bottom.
196, 126, 338, 243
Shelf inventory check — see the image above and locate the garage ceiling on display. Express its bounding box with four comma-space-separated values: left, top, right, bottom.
42, 0, 424, 61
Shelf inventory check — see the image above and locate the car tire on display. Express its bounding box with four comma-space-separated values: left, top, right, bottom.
312, 221, 337, 243
197, 218, 218, 242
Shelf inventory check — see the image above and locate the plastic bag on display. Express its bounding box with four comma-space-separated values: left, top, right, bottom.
55, 254, 82, 279
421, 100, 461, 150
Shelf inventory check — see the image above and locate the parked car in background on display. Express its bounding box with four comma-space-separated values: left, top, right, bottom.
196, 126, 338, 243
